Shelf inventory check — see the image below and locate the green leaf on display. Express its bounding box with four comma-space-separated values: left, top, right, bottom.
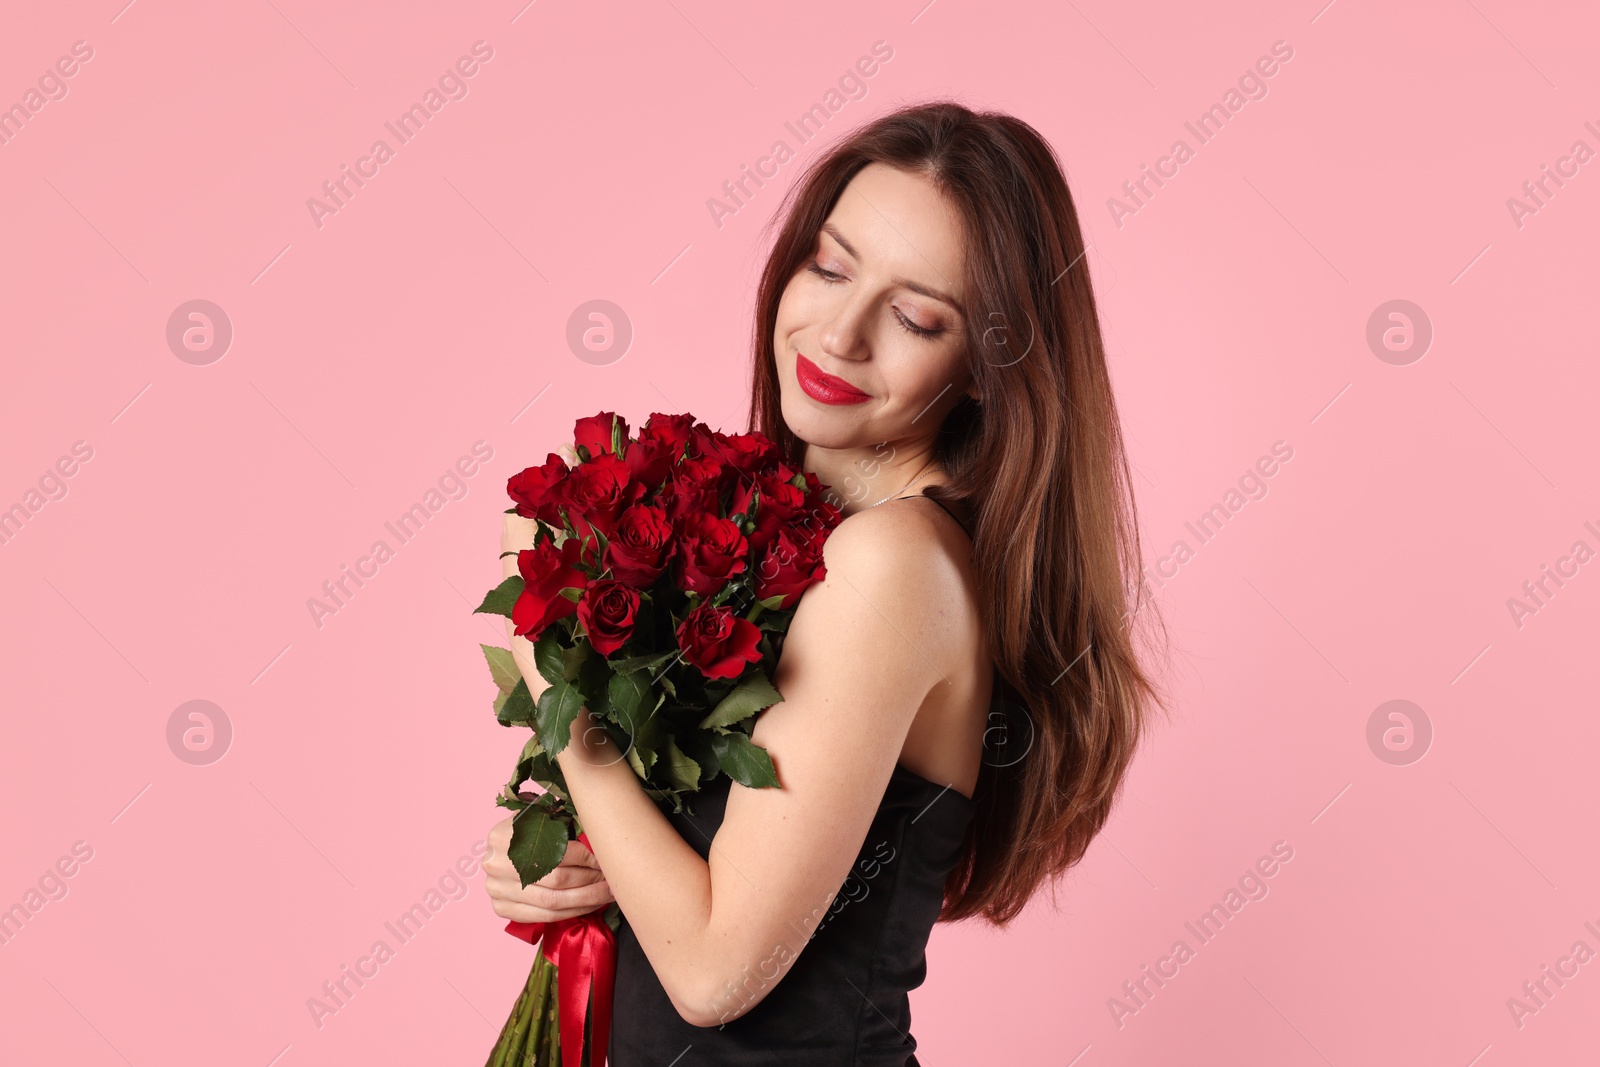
643, 783, 684, 813
507, 808, 570, 888
497, 677, 536, 727
674, 730, 718, 782
533, 628, 566, 687
710, 731, 779, 788
576, 647, 612, 701
506, 735, 564, 800
625, 744, 651, 780
788, 473, 807, 490
535, 681, 587, 757
606, 671, 653, 735
475, 576, 525, 618
561, 641, 592, 682
610, 649, 679, 678
481, 645, 521, 694
610, 414, 626, 458
733, 484, 761, 526
511, 733, 544, 777
558, 586, 583, 603
662, 737, 701, 792
757, 594, 787, 610
587, 523, 611, 569
623, 713, 663, 781
698, 671, 782, 729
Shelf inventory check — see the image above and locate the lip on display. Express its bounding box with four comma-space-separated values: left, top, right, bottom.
795, 352, 871, 405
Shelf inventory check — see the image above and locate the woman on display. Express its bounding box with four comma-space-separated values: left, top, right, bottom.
485, 100, 1166, 1063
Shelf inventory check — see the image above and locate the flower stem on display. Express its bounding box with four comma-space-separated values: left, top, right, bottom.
485, 949, 544, 1067
522, 951, 556, 1063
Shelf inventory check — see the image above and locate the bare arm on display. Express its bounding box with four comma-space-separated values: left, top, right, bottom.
546, 505, 960, 1026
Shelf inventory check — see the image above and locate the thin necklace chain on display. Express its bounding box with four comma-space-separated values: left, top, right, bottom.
862, 459, 939, 510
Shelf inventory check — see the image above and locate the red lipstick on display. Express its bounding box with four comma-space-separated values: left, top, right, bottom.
795, 352, 871, 405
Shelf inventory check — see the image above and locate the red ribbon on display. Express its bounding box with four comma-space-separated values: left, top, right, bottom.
503, 832, 615, 1067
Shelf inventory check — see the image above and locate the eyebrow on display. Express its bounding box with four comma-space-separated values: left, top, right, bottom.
819, 223, 963, 315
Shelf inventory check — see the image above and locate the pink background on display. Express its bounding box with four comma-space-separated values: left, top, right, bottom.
2, 1, 1597, 1063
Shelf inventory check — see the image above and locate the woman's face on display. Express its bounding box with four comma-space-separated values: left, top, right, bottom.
773, 163, 975, 453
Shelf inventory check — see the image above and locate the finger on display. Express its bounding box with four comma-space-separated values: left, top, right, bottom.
486, 866, 599, 895
490, 876, 614, 912
493, 899, 611, 924
536, 864, 604, 890
488, 878, 614, 914
561, 840, 601, 869
484, 852, 600, 892
486, 819, 514, 857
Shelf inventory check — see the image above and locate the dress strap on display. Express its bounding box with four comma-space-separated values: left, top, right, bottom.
915, 488, 973, 539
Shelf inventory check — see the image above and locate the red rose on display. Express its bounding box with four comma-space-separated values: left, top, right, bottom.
623, 435, 676, 494
506, 453, 570, 524
574, 411, 628, 459
639, 412, 696, 459
564, 451, 644, 548
793, 495, 843, 547
716, 431, 779, 474
676, 602, 763, 680
605, 503, 675, 587
686, 421, 720, 460
780, 488, 844, 555
577, 579, 640, 656
661, 455, 728, 523
733, 465, 808, 551
674, 511, 749, 596
756, 525, 827, 609
512, 538, 588, 640
691, 425, 776, 475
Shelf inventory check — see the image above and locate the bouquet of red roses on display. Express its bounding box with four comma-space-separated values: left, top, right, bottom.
475, 410, 841, 1066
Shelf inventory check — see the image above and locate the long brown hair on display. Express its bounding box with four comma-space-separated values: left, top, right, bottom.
746, 100, 1170, 926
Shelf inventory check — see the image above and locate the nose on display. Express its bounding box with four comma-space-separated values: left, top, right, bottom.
814, 290, 874, 364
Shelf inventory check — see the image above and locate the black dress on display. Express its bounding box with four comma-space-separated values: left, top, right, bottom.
608, 490, 980, 1065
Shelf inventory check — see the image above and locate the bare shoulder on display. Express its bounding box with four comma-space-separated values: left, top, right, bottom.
816, 496, 974, 606
793, 495, 982, 673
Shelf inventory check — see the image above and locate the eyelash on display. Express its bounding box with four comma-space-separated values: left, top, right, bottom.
806, 263, 944, 339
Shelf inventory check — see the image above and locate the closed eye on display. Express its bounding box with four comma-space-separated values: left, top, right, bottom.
806, 263, 944, 339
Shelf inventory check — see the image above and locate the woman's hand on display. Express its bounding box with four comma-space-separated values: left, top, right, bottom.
484, 817, 615, 923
